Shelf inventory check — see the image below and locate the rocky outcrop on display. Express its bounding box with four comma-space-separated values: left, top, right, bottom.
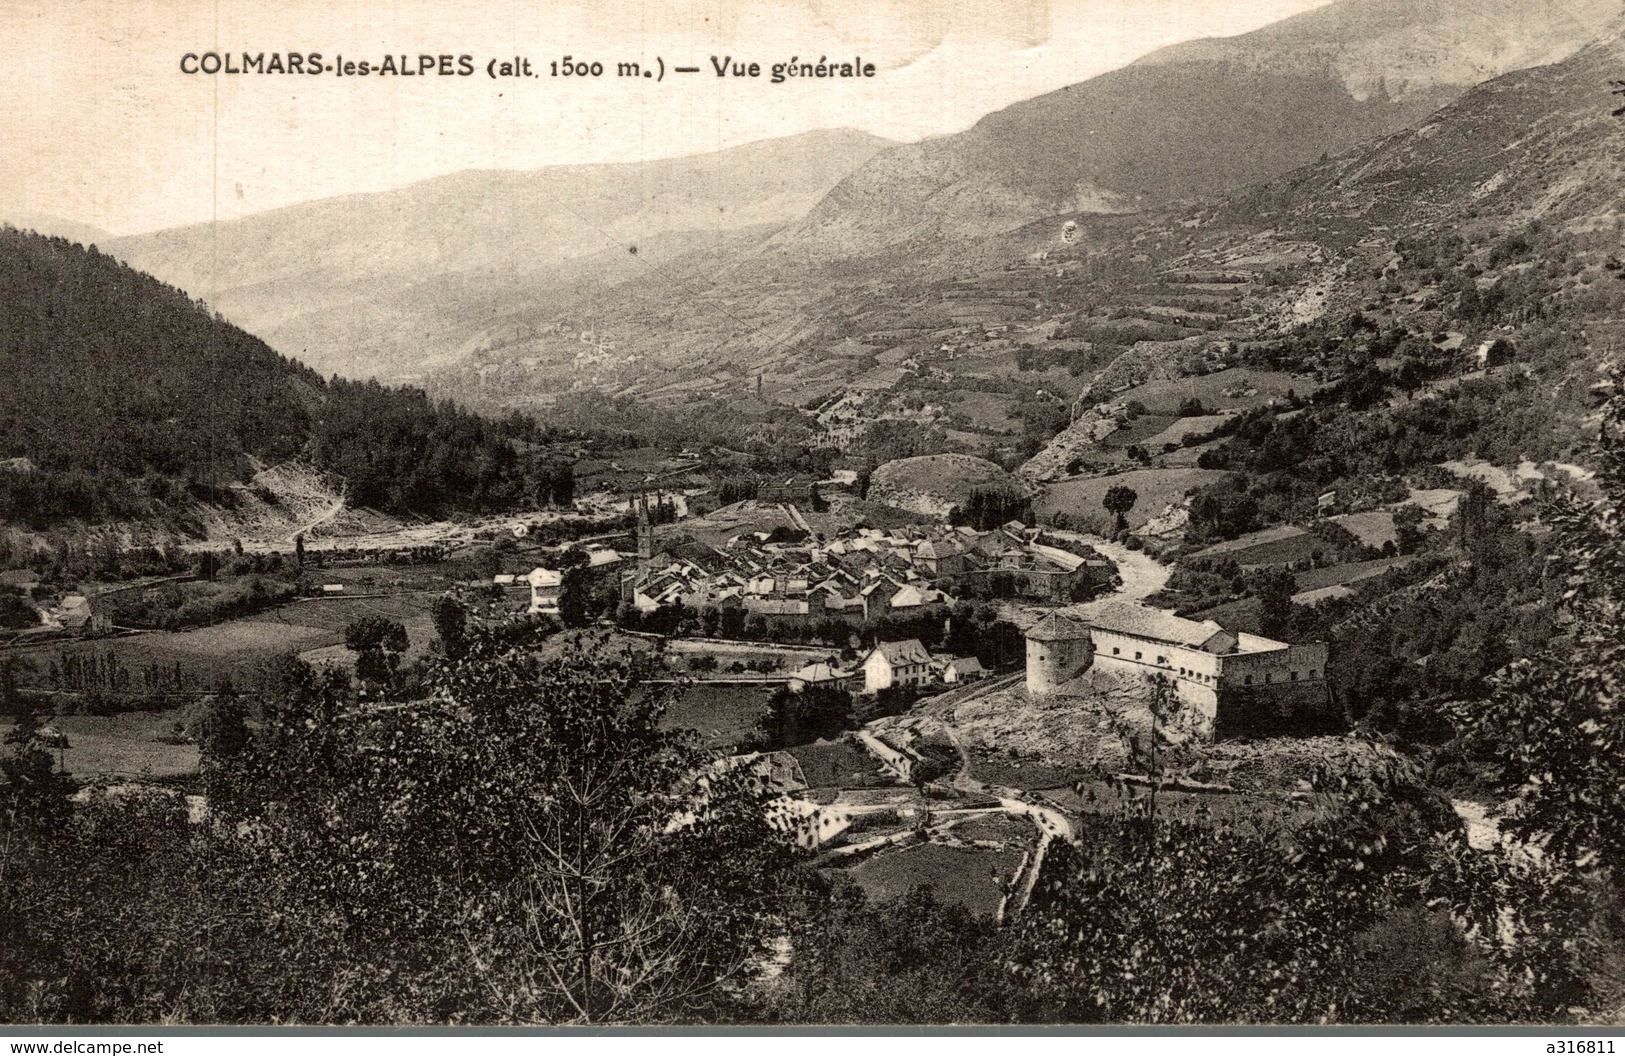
868, 454, 1028, 520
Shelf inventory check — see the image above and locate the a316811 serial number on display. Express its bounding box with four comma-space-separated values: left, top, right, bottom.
1546, 1043, 1616, 1053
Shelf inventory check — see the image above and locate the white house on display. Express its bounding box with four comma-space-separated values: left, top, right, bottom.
889, 583, 927, 610
859, 638, 935, 695
942, 656, 986, 683
787, 661, 858, 693
57, 595, 111, 636
527, 567, 563, 614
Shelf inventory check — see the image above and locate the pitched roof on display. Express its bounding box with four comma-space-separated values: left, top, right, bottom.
1025, 611, 1091, 642
790, 662, 852, 684
1088, 602, 1233, 651
870, 639, 932, 667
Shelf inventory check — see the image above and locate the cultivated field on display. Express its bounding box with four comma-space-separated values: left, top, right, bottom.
1187, 525, 1321, 567
944, 390, 1019, 433
789, 739, 891, 789
965, 751, 1089, 791
1113, 368, 1318, 415
1291, 555, 1418, 594
5, 711, 200, 780
1139, 414, 1233, 450
1327, 510, 1399, 550
10, 594, 441, 692
660, 683, 774, 750
843, 840, 1026, 918
1035, 468, 1230, 532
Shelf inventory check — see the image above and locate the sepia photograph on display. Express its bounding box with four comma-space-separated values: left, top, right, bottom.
2, 0, 1625, 1038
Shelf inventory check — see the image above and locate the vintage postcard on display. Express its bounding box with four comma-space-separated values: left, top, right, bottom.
2, 0, 1624, 1039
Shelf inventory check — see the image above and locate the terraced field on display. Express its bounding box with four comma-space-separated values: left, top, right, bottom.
1034, 469, 1230, 533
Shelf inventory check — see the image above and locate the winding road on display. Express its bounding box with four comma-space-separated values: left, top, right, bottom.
839, 529, 1180, 916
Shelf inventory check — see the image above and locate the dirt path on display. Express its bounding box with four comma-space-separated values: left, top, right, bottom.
286, 487, 348, 543
826, 533, 1176, 912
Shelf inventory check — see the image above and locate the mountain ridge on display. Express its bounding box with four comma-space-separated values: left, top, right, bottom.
767, 0, 1623, 258
105, 128, 897, 379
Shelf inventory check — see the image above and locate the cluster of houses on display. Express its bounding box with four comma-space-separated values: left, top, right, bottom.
615, 521, 1111, 623
785, 638, 987, 697
509, 544, 623, 616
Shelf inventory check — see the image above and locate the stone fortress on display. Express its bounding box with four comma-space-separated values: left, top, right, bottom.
1025, 602, 1332, 737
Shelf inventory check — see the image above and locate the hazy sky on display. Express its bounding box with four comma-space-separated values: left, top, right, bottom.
0, 0, 1330, 236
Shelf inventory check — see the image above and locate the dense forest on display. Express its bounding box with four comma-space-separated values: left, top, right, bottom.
0, 227, 571, 526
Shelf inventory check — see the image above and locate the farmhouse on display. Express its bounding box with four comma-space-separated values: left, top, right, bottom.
860, 639, 935, 695
527, 567, 562, 615
941, 656, 986, 683
57, 595, 111, 636
788, 661, 860, 693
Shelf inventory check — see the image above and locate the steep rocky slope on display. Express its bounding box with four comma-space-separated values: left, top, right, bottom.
770, 0, 1621, 255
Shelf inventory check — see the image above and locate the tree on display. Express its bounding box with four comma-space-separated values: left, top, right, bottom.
1006, 760, 1574, 1024
1009, 818, 1371, 1022
431, 594, 469, 660
343, 616, 409, 692
1103, 484, 1138, 532
1463, 371, 1625, 875
754, 685, 854, 750
434, 639, 801, 1022
197, 689, 250, 807
558, 567, 594, 629
473, 545, 504, 581
1392, 503, 1426, 555
0, 706, 75, 836
772, 884, 1015, 1023
952, 487, 1032, 532
1254, 568, 1298, 641
0, 590, 37, 630
1187, 483, 1260, 542
217, 634, 799, 1023
1432, 372, 1625, 1014
1457, 480, 1494, 548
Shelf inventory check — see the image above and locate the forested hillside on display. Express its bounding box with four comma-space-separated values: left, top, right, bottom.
0, 227, 566, 527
